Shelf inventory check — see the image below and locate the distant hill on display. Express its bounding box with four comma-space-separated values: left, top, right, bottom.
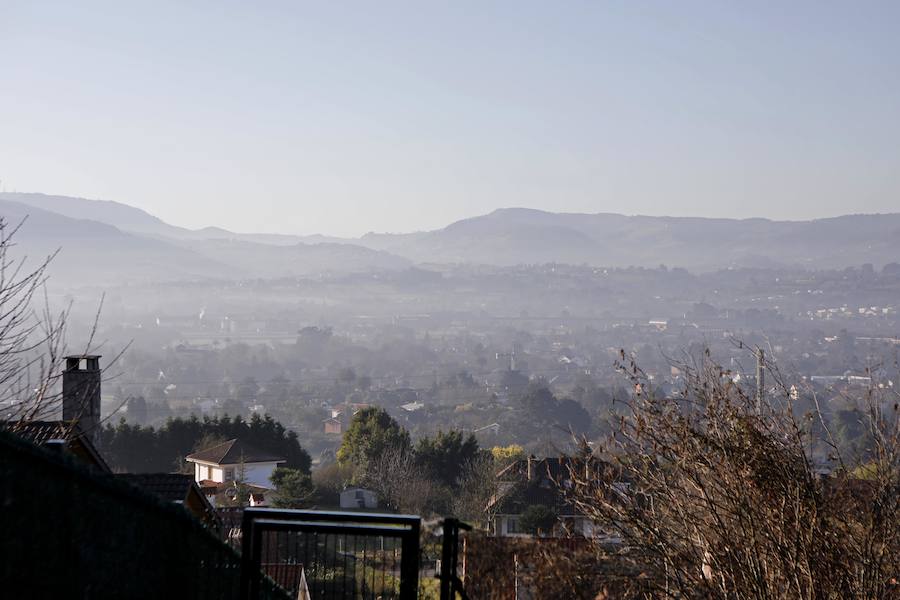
178, 238, 411, 278
0, 199, 235, 285
4, 193, 899, 276
0, 194, 410, 286
1, 192, 185, 238
352, 208, 900, 271
0, 193, 317, 246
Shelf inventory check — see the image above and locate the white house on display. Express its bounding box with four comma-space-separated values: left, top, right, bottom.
186, 438, 285, 489
339, 487, 378, 509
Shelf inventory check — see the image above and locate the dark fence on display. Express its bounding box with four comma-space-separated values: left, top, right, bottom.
218, 506, 246, 550
437, 518, 472, 600
0, 427, 479, 599
0, 429, 288, 599
241, 508, 421, 599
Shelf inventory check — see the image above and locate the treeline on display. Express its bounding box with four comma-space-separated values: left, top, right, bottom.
98, 413, 311, 474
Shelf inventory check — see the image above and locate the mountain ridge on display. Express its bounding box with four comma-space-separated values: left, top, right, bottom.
0, 198, 237, 285
4, 192, 899, 278
0, 195, 411, 286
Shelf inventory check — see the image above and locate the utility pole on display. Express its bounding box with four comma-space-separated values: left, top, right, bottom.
756, 348, 765, 412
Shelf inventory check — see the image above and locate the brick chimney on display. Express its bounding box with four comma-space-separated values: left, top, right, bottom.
62, 355, 102, 442
526, 454, 536, 480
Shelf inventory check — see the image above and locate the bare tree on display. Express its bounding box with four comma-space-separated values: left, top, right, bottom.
451, 454, 501, 527
0, 216, 68, 427
563, 349, 900, 599
0, 217, 117, 434
361, 445, 437, 515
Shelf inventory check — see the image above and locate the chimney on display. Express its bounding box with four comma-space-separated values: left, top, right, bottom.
63, 355, 102, 442
526, 454, 536, 480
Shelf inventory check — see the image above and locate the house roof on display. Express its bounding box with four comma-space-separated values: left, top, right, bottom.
10, 420, 74, 444
117, 473, 197, 503
474, 422, 500, 433
492, 456, 605, 517
5, 420, 111, 473
185, 438, 285, 465
118, 473, 220, 526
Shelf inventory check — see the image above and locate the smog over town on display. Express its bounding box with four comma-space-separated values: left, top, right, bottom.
2, 3, 899, 598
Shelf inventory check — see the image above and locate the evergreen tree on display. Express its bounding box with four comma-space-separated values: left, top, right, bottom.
269, 467, 314, 508
336, 407, 410, 476
414, 430, 479, 488
98, 413, 311, 474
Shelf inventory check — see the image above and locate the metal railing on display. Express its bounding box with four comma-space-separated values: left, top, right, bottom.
437, 518, 472, 600
240, 508, 421, 599
4, 426, 479, 599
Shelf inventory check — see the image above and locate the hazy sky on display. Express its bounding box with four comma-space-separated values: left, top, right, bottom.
1, 2, 898, 236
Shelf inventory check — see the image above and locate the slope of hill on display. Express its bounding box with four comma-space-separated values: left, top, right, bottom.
0, 192, 184, 238
179, 238, 411, 277
0, 199, 236, 285
357, 208, 900, 270
0, 193, 316, 246
0, 196, 410, 286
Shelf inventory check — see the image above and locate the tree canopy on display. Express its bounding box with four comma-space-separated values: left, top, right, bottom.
269, 467, 314, 508
336, 407, 410, 474
517, 384, 593, 437
98, 413, 311, 474
414, 429, 480, 488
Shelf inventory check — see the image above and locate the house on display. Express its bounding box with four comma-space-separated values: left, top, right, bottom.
2, 355, 110, 473
648, 319, 668, 331
9, 355, 233, 526
488, 456, 604, 539
9, 419, 111, 472
472, 423, 501, 447
339, 487, 378, 509
323, 416, 344, 435
474, 422, 500, 436
323, 402, 370, 434
186, 438, 285, 489
118, 473, 219, 527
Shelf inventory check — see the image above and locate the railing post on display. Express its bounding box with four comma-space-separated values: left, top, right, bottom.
439, 519, 455, 600
439, 517, 472, 600
239, 509, 257, 599
399, 516, 421, 599
240, 508, 423, 599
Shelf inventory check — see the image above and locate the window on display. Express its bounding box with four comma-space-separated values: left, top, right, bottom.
224, 468, 235, 481
506, 517, 520, 534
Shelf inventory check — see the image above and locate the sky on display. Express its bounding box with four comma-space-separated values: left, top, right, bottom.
1, 1, 899, 237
